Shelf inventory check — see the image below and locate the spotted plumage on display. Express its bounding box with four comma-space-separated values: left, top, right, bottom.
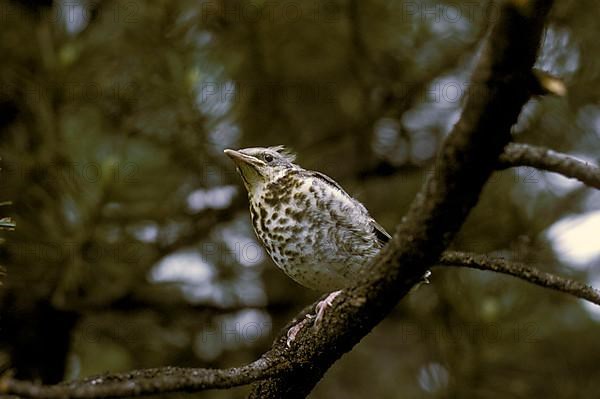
224, 146, 394, 292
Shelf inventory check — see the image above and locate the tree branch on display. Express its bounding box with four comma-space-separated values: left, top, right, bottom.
6, 248, 599, 398
499, 143, 600, 189
1, 353, 289, 399
250, 1, 556, 397
438, 251, 600, 306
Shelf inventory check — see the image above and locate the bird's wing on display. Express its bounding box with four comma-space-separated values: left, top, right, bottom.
371, 219, 391, 246
308, 170, 392, 247
308, 170, 346, 192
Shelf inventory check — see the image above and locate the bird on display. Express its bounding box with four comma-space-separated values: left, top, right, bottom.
224, 146, 429, 344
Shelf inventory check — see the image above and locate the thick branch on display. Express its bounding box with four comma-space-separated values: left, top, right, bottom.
251, 1, 556, 397
439, 251, 600, 306
499, 143, 600, 189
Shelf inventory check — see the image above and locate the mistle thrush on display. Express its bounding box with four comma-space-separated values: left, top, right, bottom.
225, 146, 430, 344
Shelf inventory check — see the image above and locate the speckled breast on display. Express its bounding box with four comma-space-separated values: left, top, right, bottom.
247, 172, 377, 291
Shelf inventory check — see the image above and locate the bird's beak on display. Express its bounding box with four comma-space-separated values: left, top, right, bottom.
224, 149, 265, 183
224, 149, 262, 168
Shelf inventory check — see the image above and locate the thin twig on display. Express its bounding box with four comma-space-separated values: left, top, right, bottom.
1, 354, 288, 399
439, 251, 600, 306
499, 143, 600, 190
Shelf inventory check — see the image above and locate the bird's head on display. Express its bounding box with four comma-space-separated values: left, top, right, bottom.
224, 146, 297, 193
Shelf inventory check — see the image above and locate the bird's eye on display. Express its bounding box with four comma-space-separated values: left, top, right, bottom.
264, 154, 274, 163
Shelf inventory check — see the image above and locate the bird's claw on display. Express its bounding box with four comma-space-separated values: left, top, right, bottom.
286, 290, 342, 347
286, 321, 305, 347
313, 290, 342, 328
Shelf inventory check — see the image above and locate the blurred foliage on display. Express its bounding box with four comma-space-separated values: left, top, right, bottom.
0, 0, 599, 398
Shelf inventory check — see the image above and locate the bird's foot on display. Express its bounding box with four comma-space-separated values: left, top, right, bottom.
286, 290, 342, 347
309, 290, 342, 329
286, 318, 309, 348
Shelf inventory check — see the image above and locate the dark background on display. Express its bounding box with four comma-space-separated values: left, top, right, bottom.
1, 0, 599, 397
